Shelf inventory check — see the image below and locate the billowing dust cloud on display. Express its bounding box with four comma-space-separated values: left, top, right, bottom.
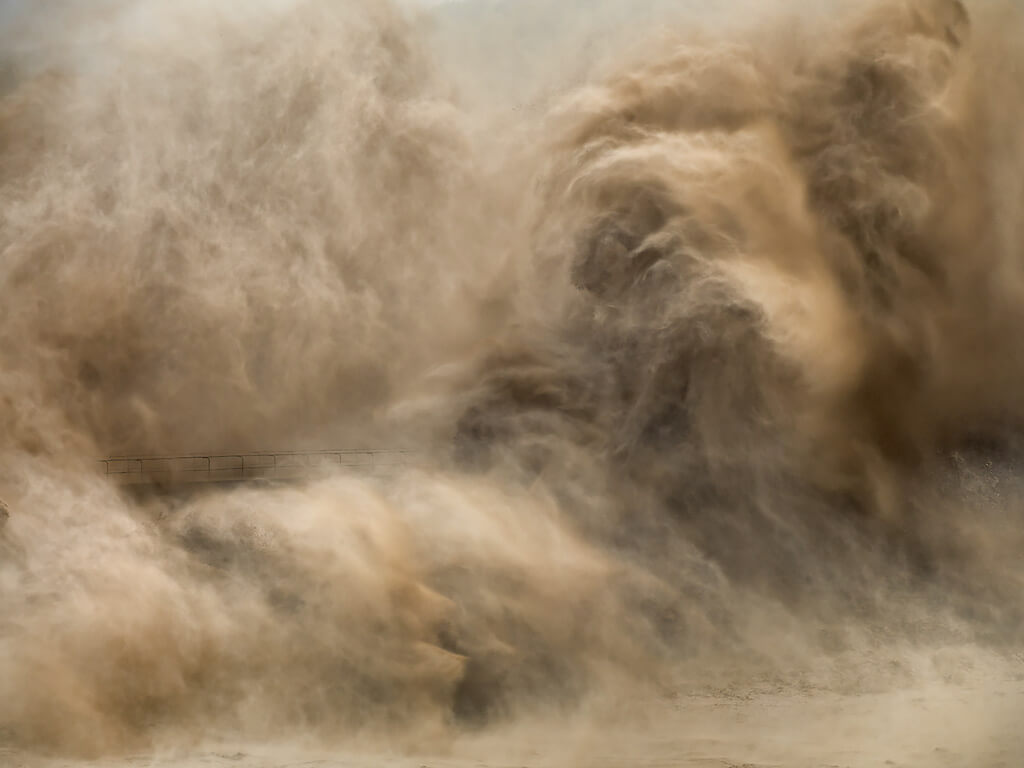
1, 0, 1024, 760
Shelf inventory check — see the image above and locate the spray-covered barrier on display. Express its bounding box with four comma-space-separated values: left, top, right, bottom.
98, 450, 417, 486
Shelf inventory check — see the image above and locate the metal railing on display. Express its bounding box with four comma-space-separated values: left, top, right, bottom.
98, 449, 416, 486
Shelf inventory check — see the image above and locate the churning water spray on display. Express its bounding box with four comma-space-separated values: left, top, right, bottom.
1, 0, 1023, 760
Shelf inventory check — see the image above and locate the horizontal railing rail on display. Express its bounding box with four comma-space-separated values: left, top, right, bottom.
98, 449, 416, 486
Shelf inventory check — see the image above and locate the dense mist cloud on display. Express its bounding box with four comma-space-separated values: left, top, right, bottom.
1, 0, 1023, 762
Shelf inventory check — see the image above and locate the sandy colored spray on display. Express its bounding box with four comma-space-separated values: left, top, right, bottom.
0, 0, 1023, 762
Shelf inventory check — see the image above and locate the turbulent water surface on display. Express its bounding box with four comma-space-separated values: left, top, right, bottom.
2, 1, 1024, 766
